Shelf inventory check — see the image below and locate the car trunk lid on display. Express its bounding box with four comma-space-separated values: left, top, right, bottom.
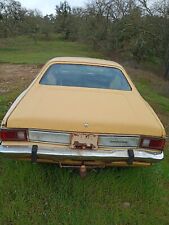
6, 85, 163, 136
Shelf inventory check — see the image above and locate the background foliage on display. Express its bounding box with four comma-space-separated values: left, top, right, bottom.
0, 1, 169, 224
0, 0, 169, 78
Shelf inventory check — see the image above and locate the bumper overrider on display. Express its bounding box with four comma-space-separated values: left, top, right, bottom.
0, 144, 164, 167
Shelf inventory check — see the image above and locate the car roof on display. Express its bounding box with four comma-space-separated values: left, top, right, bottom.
48, 57, 123, 69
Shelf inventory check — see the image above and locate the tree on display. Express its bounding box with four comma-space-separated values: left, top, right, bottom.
55, 1, 72, 39
0, 0, 26, 37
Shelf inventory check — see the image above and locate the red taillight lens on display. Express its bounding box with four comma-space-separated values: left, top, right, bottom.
140, 137, 166, 150
0, 129, 28, 141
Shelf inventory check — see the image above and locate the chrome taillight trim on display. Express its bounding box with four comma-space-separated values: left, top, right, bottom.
28, 130, 142, 148
98, 135, 140, 148
28, 130, 141, 148
28, 130, 70, 145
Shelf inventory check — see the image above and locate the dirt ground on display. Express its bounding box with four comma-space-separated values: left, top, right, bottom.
0, 64, 41, 94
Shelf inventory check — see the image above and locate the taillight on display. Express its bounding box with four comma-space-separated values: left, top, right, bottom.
140, 137, 166, 150
0, 128, 28, 141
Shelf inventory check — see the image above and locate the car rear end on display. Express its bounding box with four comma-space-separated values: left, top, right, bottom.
0, 57, 166, 168
0, 128, 166, 168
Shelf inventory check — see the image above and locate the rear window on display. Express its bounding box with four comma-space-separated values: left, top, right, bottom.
40, 64, 131, 91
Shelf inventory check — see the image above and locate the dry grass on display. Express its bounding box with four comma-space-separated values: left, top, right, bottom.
126, 66, 169, 98
0, 64, 39, 94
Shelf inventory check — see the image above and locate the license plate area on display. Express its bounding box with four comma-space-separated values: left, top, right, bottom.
71, 133, 98, 150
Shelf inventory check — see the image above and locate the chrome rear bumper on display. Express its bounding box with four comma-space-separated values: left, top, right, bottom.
0, 145, 163, 164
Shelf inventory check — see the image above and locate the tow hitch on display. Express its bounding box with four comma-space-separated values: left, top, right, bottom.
80, 165, 87, 177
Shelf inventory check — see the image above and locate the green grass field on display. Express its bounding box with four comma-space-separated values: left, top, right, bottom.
0, 36, 103, 64
0, 37, 169, 225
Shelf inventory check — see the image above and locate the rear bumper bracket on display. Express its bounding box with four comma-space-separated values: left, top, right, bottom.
31, 145, 38, 163
127, 149, 134, 165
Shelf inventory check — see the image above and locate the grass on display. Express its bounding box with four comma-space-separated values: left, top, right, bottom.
0, 90, 23, 123
1, 161, 169, 225
136, 81, 169, 113
0, 36, 169, 225
0, 36, 103, 64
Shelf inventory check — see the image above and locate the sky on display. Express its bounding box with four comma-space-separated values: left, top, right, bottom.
18, 0, 85, 15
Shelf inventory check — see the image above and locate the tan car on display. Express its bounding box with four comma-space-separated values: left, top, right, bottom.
0, 57, 166, 171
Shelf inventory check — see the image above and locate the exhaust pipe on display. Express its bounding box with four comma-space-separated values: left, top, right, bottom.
80, 165, 87, 177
